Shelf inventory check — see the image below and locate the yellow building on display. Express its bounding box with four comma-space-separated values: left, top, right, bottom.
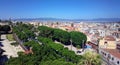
99, 36, 116, 49
58, 26, 66, 31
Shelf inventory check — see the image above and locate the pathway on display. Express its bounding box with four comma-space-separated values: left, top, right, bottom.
0, 34, 23, 58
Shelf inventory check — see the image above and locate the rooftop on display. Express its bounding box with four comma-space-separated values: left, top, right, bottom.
103, 49, 120, 59
104, 36, 116, 41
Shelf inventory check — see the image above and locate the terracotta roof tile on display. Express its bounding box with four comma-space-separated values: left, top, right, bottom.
104, 36, 115, 41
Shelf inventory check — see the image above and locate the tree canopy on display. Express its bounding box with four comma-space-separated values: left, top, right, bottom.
53, 29, 70, 45
13, 23, 35, 42
70, 31, 87, 48
0, 25, 11, 33
38, 26, 54, 38
6, 39, 77, 65
38, 26, 87, 47
7, 25, 101, 65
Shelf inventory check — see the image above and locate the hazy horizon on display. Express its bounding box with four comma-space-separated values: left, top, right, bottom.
0, 0, 120, 19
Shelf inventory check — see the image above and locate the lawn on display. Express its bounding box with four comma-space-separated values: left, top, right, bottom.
6, 34, 15, 41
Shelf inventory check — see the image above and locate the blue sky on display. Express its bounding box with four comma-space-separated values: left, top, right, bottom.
0, 0, 120, 19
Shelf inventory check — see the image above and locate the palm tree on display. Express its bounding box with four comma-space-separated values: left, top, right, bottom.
78, 51, 101, 65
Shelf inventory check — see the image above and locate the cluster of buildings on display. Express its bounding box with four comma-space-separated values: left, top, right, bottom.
20, 21, 120, 65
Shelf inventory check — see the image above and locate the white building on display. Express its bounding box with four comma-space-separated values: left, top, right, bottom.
99, 48, 120, 65
98, 30, 105, 37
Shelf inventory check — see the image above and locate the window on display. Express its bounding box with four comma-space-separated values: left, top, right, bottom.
105, 53, 106, 56
117, 61, 119, 64
104, 41, 107, 45
108, 54, 111, 59
112, 57, 114, 60
101, 51, 104, 54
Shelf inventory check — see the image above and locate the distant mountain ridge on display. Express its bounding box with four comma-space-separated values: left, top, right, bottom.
13, 18, 120, 22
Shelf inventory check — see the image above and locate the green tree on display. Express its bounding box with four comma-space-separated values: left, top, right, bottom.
18, 32, 27, 41
53, 29, 70, 45
41, 60, 75, 65
38, 26, 54, 38
24, 29, 35, 39
70, 31, 87, 48
2, 25, 11, 33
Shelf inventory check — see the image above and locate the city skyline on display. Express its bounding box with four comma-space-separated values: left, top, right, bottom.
0, 0, 120, 19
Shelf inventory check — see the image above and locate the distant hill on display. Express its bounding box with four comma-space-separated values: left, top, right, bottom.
13, 18, 120, 22
91, 18, 120, 22
13, 18, 72, 21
